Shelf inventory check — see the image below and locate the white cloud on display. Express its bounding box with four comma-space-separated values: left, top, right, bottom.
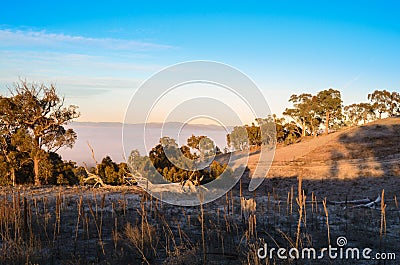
0, 50, 164, 75
0, 28, 173, 51
0, 27, 173, 122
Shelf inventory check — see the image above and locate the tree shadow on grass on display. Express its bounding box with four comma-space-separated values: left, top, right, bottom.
334, 119, 400, 180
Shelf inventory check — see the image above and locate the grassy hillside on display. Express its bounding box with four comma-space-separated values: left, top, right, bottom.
245, 117, 400, 180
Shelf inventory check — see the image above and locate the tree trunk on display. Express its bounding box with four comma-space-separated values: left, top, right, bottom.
4, 153, 16, 186
301, 122, 306, 137
310, 122, 316, 138
11, 167, 16, 186
33, 155, 40, 186
325, 111, 330, 135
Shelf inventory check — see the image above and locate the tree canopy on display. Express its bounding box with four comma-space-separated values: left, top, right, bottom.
368, 90, 400, 118
316, 88, 343, 134
344, 103, 375, 125
0, 80, 80, 185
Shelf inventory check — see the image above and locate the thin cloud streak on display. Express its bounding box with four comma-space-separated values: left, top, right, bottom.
0, 28, 174, 51
0, 50, 164, 74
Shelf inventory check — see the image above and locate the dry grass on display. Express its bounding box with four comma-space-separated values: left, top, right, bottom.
0, 181, 398, 265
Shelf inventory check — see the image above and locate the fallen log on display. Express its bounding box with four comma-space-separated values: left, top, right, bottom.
82, 142, 110, 188
82, 172, 109, 188
350, 195, 381, 209
328, 198, 371, 205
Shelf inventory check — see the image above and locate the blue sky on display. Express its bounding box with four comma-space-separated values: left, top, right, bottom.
0, 1, 399, 122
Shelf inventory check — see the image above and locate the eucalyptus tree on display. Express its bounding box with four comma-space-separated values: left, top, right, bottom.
368, 90, 400, 118
1, 81, 79, 185
283, 93, 313, 137
316, 89, 343, 134
344, 102, 375, 125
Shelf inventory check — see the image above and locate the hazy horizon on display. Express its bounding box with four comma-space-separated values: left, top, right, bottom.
59, 121, 231, 165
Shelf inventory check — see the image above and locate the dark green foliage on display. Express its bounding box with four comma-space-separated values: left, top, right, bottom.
274, 118, 302, 144
95, 156, 119, 183
15, 159, 34, 184
0, 150, 80, 186
129, 136, 228, 185
74, 166, 88, 184
56, 161, 80, 185
34, 152, 79, 185
282, 121, 302, 145
91, 156, 136, 185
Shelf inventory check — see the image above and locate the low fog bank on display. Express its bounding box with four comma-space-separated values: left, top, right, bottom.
58, 122, 230, 166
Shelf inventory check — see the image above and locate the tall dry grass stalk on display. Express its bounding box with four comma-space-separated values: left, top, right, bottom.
380, 189, 387, 240
295, 174, 306, 249
74, 195, 83, 254
230, 190, 234, 216
125, 222, 151, 265
87, 197, 105, 255
241, 197, 257, 240
112, 217, 118, 252
322, 198, 330, 246
199, 192, 206, 265
286, 191, 290, 216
